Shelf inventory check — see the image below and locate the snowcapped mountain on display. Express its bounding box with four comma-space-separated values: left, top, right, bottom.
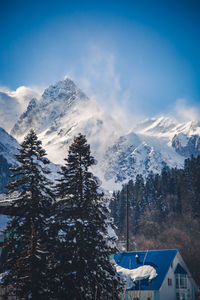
11, 78, 122, 166
11, 79, 88, 138
0, 128, 19, 192
0, 127, 19, 165
102, 116, 200, 187
133, 116, 200, 158
9, 78, 200, 189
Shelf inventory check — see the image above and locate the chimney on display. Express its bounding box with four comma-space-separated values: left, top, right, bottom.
135, 254, 140, 264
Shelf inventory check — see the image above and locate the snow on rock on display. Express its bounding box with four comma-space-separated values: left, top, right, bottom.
0, 271, 9, 283
0, 86, 41, 132
116, 264, 157, 282
103, 131, 185, 185
9, 78, 200, 190
0, 127, 19, 165
107, 224, 117, 239
11, 78, 122, 168
133, 116, 178, 137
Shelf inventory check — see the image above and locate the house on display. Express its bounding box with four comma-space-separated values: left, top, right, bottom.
114, 249, 199, 300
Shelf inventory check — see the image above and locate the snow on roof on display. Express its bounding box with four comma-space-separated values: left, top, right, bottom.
116, 264, 157, 282
114, 249, 178, 290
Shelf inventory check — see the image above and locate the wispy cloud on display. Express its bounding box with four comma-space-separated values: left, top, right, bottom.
78, 45, 121, 102
173, 98, 200, 122
8, 86, 42, 110
68, 45, 144, 129
0, 86, 42, 132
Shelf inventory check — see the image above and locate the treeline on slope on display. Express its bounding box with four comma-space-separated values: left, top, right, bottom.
110, 156, 200, 285
0, 130, 122, 300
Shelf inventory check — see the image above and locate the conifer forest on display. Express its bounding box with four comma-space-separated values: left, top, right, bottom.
110, 156, 200, 285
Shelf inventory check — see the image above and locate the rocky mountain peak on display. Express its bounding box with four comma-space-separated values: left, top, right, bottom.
41, 78, 88, 105
8, 78, 200, 190
11, 78, 89, 139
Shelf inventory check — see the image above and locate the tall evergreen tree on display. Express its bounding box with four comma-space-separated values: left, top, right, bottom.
55, 133, 122, 299
133, 174, 146, 218
109, 191, 120, 227
1, 130, 55, 300
116, 186, 127, 235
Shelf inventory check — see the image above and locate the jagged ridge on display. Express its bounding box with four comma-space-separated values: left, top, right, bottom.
8, 79, 200, 189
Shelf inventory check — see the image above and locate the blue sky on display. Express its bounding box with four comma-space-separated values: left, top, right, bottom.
0, 0, 200, 120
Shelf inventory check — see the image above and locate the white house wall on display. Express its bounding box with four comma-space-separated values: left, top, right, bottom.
159, 252, 197, 300
159, 256, 177, 300
175, 252, 197, 300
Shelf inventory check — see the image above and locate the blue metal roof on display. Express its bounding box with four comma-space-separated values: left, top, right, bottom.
114, 249, 178, 290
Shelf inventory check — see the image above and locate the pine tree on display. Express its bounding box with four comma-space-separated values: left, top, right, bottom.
0, 155, 12, 193
127, 180, 139, 236
116, 186, 127, 236
1, 129, 55, 300
110, 191, 120, 227
55, 133, 122, 299
134, 174, 146, 214
145, 173, 156, 209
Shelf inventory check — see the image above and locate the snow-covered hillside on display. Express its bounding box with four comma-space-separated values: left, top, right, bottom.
11, 78, 122, 166
0, 127, 19, 165
9, 78, 200, 189
0, 128, 20, 193
102, 117, 200, 186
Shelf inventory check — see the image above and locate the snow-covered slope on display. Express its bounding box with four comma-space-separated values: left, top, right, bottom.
133, 116, 200, 139
0, 127, 19, 165
11, 79, 88, 138
102, 128, 185, 186
10, 79, 200, 189
11, 78, 122, 166
0, 128, 20, 193
101, 116, 200, 187
133, 117, 200, 158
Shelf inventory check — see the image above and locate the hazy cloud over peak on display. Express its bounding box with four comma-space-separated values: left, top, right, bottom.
0, 86, 42, 132
8, 86, 42, 111
174, 98, 200, 122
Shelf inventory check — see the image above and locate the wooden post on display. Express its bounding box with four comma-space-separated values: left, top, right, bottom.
126, 184, 129, 252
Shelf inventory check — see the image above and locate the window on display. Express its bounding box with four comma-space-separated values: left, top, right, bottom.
176, 274, 187, 289
176, 292, 187, 300
168, 278, 172, 286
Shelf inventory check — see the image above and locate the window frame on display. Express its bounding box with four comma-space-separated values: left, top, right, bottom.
175, 274, 187, 289
168, 278, 172, 286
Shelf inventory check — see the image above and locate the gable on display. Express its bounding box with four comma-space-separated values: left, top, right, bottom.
174, 263, 187, 275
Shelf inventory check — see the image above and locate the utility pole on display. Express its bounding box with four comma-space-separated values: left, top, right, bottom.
126, 184, 129, 252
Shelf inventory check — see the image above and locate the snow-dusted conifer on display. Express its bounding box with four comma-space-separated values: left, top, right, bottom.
55, 133, 122, 299
1, 129, 55, 300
